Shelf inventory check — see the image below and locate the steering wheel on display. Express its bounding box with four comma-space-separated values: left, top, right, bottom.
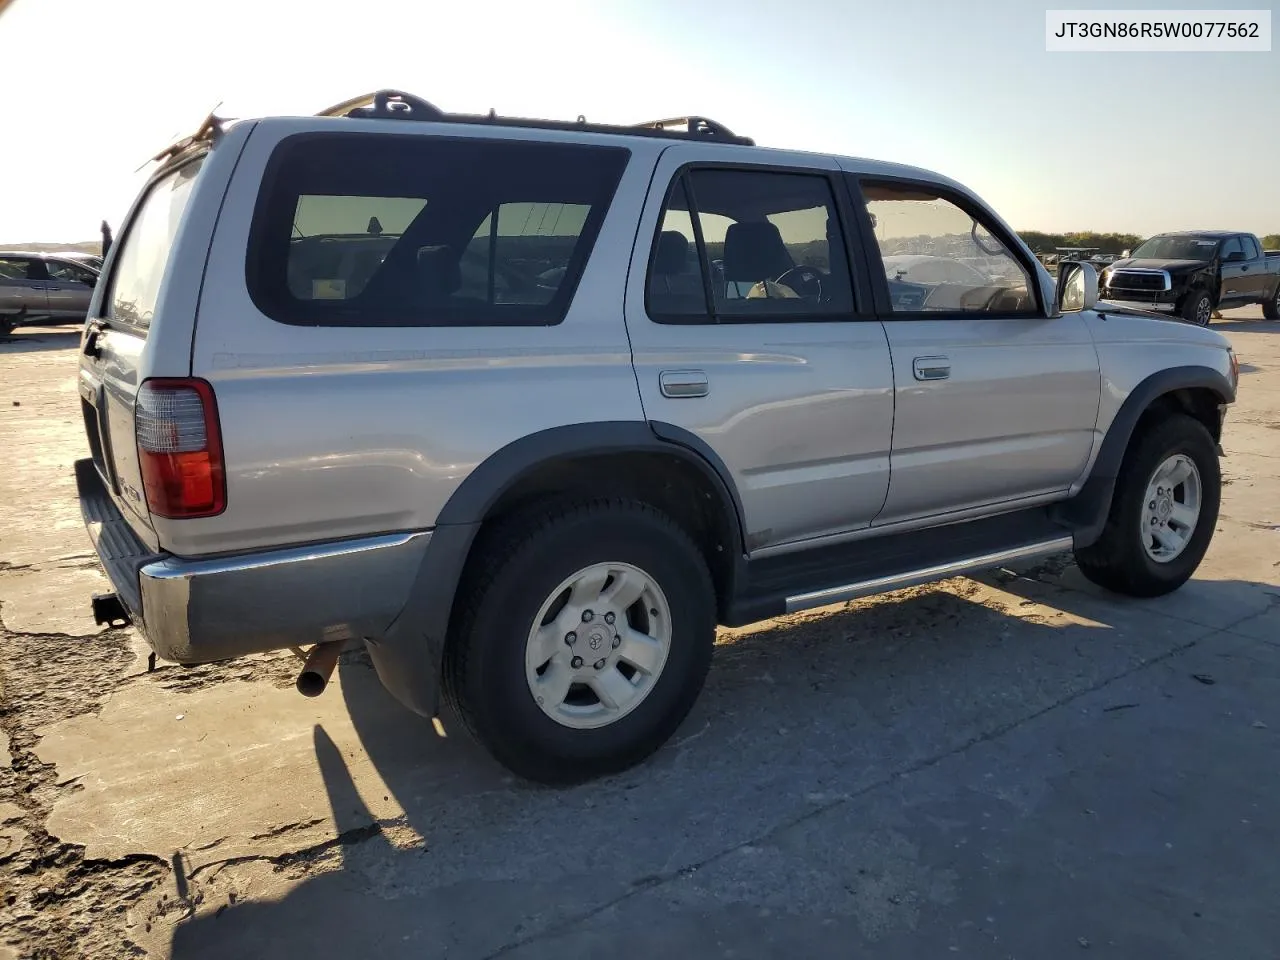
773, 265, 825, 301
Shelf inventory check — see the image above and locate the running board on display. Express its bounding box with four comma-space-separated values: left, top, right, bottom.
784, 536, 1074, 615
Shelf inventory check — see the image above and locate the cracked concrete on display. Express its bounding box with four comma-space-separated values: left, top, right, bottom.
2, 309, 1279, 959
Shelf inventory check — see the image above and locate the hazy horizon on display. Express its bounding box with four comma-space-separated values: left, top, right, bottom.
1, 0, 1275, 244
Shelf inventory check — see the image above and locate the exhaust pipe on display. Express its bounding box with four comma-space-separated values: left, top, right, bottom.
296, 641, 345, 697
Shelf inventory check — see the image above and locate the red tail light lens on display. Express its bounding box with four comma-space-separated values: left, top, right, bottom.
135, 378, 226, 518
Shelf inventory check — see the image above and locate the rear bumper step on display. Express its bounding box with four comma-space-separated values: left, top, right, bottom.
75, 458, 431, 664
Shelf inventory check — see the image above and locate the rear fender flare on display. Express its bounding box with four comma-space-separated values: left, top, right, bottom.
371, 421, 745, 717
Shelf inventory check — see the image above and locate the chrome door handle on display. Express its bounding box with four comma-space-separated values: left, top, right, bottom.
659, 370, 709, 398
913, 356, 950, 381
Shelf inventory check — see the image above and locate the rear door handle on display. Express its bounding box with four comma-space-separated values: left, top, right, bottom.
660, 370, 709, 398
913, 356, 950, 381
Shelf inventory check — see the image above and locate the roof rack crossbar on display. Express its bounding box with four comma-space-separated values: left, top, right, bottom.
314, 91, 755, 146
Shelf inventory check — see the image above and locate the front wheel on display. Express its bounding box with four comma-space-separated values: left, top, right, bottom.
442, 499, 716, 784
1074, 414, 1220, 597
1264, 283, 1280, 321
1182, 289, 1213, 326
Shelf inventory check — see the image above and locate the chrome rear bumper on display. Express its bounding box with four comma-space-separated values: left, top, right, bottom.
76, 458, 430, 663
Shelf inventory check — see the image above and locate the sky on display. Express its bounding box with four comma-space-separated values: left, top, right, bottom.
0, 0, 1275, 243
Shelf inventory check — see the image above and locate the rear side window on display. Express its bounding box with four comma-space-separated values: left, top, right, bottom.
0, 257, 35, 280
247, 133, 630, 327
106, 157, 205, 328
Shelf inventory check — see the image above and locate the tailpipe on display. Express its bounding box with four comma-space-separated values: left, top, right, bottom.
296, 641, 345, 697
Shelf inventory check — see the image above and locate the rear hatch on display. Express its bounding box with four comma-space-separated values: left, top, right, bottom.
78, 154, 208, 550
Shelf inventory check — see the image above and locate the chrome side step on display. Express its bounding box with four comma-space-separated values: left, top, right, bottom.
784, 536, 1074, 614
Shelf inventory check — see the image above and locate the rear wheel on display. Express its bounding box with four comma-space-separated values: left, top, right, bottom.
442, 499, 715, 784
1264, 283, 1280, 321
1182, 289, 1213, 326
1074, 414, 1220, 597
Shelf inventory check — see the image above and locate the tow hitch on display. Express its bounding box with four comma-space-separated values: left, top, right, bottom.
91, 593, 131, 628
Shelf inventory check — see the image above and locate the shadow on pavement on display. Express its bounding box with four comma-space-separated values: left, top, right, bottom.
0, 327, 83, 355
1209, 318, 1279, 333
167, 567, 1280, 959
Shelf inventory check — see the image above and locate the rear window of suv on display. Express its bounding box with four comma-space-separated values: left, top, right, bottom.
106, 156, 205, 329
246, 133, 630, 327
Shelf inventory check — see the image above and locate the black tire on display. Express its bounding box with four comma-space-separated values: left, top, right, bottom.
442, 498, 715, 784
1182, 289, 1212, 326
1074, 413, 1220, 597
1264, 283, 1280, 321
0, 317, 14, 338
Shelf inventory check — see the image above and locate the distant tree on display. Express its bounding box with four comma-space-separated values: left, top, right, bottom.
1017, 231, 1141, 255
1262, 234, 1280, 251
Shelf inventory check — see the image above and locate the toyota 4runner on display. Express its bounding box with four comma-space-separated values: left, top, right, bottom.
75, 91, 1239, 784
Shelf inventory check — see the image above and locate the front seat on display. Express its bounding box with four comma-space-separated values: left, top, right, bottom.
722, 221, 795, 299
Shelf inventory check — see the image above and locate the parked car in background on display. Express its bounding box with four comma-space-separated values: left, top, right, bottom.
76, 91, 1238, 785
0, 251, 100, 335
1100, 231, 1280, 325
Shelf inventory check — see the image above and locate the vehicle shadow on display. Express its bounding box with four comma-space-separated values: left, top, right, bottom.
0, 327, 83, 355
166, 563, 1280, 958
1211, 317, 1279, 333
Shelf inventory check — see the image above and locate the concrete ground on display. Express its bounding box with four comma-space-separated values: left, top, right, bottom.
1, 308, 1277, 960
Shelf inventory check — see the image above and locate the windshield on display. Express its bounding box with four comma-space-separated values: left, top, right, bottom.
1129, 236, 1219, 261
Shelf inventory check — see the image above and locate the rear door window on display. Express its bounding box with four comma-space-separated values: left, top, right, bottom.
0, 257, 34, 281
247, 133, 631, 327
103, 157, 205, 329
645, 167, 856, 323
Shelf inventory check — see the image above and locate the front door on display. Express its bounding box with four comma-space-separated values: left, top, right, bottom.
1218, 236, 1250, 306
850, 176, 1101, 526
43, 258, 98, 320
623, 147, 895, 552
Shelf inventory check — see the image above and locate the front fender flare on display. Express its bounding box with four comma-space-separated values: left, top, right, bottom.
1057, 365, 1233, 548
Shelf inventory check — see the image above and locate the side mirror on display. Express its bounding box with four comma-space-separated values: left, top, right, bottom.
1224, 250, 1245, 262
1056, 261, 1098, 314
1121, 249, 1130, 258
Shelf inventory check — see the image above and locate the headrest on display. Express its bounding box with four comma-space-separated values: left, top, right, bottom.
723, 221, 793, 281
653, 230, 691, 275
416, 245, 461, 297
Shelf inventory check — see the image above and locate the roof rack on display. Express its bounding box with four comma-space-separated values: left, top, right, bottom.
315, 90, 754, 146
632, 116, 743, 140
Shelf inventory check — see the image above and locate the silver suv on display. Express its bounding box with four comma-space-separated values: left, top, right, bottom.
75, 91, 1239, 784
1, 251, 100, 335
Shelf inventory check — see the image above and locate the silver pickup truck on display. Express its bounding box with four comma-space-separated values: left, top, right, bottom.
75, 92, 1239, 784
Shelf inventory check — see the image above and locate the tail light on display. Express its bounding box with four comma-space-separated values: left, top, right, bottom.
134, 378, 226, 518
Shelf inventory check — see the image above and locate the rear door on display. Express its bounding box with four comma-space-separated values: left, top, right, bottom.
0, 256, 47, 320
79, 155, 208, 542
43, 257, 99, 319
849, 174, 1100, 526
623, 146, 895, 552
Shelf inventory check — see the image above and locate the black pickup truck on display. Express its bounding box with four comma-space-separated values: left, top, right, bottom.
1099, 230, 1280, 325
